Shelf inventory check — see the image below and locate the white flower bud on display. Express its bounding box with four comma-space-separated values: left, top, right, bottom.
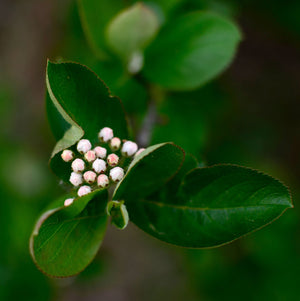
135, 148, 146, 157
84, 150, 96, 162
92, 158, 107, 173
97, 174, 109, 188
110, 167, 124, 182
64, 198, 74, 207
98, 127, 114, 142
121, 141, 138, 157
94, 146, 107, 159
107, 154, 119, 167
61, 150, 74, 162
71, 158, 85, 173
77, 185, 91, 197
83, 171, 97, 184
77, 139, 92, 154
69, 172, 83, 186
109, 137, 121, 151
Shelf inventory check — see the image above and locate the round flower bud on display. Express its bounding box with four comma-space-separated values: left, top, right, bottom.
69, 172, 83, 186
121, 141, 138, 157
77, 185, 91, 197
98, 127, 113, 142
92, 158, 107, 173
83, 171, 97, 184
77, 139, 92, 154
84, 150, 96, 162
71, 158, 85, 173
110, 167, 124, 182
97, 174, 109, 188
109, 137, 121, 151
107, 154, 119, 167
94, 146, 107, 159
61, 150, 74, 162
64, 198, 74, 207
135, 148, 146, 157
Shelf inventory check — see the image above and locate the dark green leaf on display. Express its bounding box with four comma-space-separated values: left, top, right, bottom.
113, 142, 185, 200
30, 189, 108, 277
143, 11, 241, 90
127, 164, 292, 248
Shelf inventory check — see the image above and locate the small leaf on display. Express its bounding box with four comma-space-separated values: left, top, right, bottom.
107, 200, 129, 230
30, 189, 108, 277
126, 165, 292, 248
46, 60, 129, 181
106, 3, 160, 66
143, 11, 241, 90
113, 142, 185, 201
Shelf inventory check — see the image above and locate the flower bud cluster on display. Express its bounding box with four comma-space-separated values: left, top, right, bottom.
60, 127, 146, 206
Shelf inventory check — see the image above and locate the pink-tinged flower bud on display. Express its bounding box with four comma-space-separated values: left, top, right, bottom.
98, 127, 114, 142
109, 137, 121, 151
92, 158, 107, 173
83, 171, 97, 184
77, 139, 92, 154
110, 167, 124, 182
69, 172, 83, 186
97, 174, 109, 188
121, 141, 138, 157
94, 146, 107, 159
77, 185, 91, 197
107, 154, 119, 167
71, 158, 85, 172
64, 198, 74, 207
135, 148, 146, 157
61, 150, 74, 162
84, 150, 96, 162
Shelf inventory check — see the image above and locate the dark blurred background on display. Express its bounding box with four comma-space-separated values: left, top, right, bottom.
0, 1, 299, 300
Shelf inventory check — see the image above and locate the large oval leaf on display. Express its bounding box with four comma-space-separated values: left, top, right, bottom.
113, 142, 185, 201
30, 189, 108, 277
46, 60, 129, 181
143, 11, 241, 90
126, 165, 292, 248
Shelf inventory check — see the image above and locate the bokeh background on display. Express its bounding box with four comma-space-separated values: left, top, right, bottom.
0, 0, 299, 300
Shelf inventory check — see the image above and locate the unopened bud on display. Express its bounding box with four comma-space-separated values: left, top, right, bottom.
61, 149, 74, 162
84, 150, 96, 162
69, 172, 83, 186
83, 171, 97, 184
92, 158, 107, 173
64, 198, 74, 207
107, 154, 119, 167
110, 137, 121, 151
94, 146, 107, 159
77, 139, 92, 154
97, 174, 109, 188
77, 185, 91, 197
121, 141, 138, 157
71, 158, 85, 172
110, 167, 124, 182
99, 127, 113, 142
135, 148, 146, 157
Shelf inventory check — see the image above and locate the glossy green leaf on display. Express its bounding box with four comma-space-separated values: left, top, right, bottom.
30, 189, 108, 277
143, 11, 241, 90
127, 165, 292, 248
113, 143, 185, 201
106, 3, 159, 64
46, 60, 129, 181
107, 201, 129, 230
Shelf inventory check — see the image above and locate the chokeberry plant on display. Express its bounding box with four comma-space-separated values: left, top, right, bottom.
30, 1, 293, 278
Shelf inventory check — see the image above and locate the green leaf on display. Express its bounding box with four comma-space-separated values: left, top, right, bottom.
113, 142, 185, 201
126, 164, 292, 248
46, 60, 129, 181
143, 11, 241, 90
30, 189, 108, 277
107, 201, 129, 230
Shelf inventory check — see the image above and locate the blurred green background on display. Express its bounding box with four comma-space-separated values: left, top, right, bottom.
0, 0, 299, 300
